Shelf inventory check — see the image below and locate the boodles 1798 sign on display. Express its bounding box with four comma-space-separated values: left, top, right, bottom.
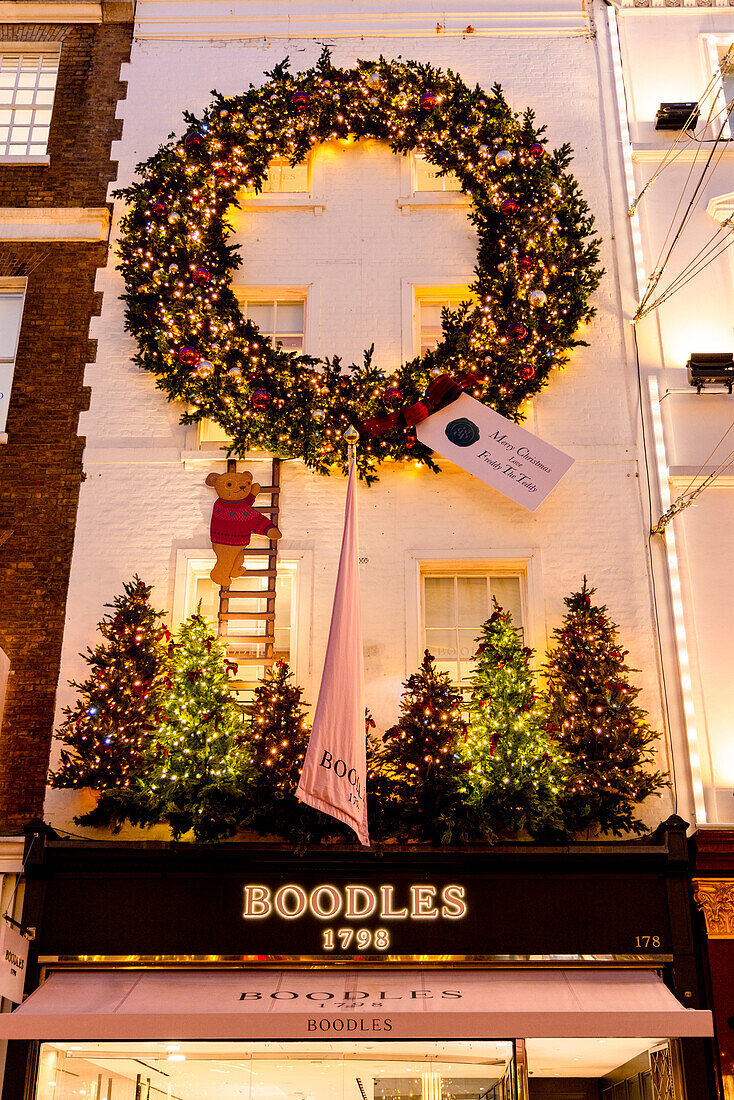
244, 881, 466, 953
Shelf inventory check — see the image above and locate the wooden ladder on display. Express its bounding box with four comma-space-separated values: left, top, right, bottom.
217, 456, 281, 700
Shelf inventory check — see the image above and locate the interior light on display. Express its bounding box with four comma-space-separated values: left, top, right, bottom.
168, 1054, 186, 1063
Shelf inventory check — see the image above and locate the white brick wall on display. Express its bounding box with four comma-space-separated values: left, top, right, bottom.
44, 9, 678, 836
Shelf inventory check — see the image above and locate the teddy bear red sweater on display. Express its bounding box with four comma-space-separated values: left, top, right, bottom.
210, 493, 273, 546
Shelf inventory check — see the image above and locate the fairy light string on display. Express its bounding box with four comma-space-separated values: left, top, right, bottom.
116, 48, 602, 484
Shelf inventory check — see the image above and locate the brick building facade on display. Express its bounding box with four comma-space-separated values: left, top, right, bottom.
0, 5, 133, 832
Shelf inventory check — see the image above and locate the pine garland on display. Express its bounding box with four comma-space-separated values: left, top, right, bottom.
116, 48, 602, 483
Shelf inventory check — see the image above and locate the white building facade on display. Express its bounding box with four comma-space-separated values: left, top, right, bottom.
45, 0, 692, 835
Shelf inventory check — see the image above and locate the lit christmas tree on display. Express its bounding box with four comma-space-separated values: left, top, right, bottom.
50, 577, 166, 808
243, 659, 332, 845
370, 650, 479, 843
543, 579, 667, 836
465, 601, 566, 837
144, 613, 254, 842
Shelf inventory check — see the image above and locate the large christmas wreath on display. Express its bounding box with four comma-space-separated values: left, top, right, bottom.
117, 49, 602, 483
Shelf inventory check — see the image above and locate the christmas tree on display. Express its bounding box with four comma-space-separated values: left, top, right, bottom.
243, 659, 331, 845
543, 579, 667, 837
465, 601, 566, 837
50, 577, 166, 823
370, 651, 479, 843
143, 612, 254, 842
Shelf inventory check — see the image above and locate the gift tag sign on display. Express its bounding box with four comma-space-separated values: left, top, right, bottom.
417, 393, 574, 511
0, 919, 29, 1003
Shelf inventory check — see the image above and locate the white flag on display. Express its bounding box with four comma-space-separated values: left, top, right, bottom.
296, 457, 369, 845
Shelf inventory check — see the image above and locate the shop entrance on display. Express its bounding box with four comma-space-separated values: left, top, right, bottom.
32, 1038, 677, 1100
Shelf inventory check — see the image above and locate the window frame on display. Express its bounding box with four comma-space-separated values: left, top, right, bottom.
243, 155, 311, 196
400, 279, 475, 362
0, 43, 60, 162
702, 34, 734, 142
0, 276, 27, 442
404, 550, 545, 684
412, 153, 463, 194
196, 287, 311, 448
173, 547, 313, 694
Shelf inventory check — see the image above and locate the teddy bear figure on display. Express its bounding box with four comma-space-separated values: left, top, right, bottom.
205, 469, 282, 587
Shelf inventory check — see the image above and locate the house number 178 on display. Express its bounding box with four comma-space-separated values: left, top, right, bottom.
322, 928, 390, 951
634, 935, 661, 948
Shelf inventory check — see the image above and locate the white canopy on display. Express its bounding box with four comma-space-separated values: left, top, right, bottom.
0, 968, 712, 1040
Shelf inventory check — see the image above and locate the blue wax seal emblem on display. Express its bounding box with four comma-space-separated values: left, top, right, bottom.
445, 417, 480, 447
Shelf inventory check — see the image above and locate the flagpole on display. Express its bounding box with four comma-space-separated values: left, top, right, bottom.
294, 421, 369, 845
345, 424, 359, 472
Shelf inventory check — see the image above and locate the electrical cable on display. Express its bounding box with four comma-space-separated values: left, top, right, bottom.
631, 325, 679, 814
1, 831, 40, 932
639, 226, 734, 315
634, 98, 733, 320
629, 46, 733, 214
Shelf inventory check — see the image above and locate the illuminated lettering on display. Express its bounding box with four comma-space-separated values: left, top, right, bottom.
441, 885, 467, 919
274, 885, 307, 918
310, 885, 342, 919
242, 881, 468, 923
380, 885, 409, 919
243, 885, 272, 918
411, 885, 439, 918
345, 885, 377, 919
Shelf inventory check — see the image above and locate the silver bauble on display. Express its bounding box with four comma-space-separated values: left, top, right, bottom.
366, 72, 382, 91
228, 366, 243, 380
312, 408, 326, 421
369, 96, 379, 107
494, 149, 512, 167
196, 360, 214, 378
528, 290, 547, 308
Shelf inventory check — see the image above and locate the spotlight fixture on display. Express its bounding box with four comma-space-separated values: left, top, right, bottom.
686, 352, 734, 394
655, 102, 700, 131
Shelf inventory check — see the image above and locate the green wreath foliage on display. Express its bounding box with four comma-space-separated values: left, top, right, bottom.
116, 49, 602, 483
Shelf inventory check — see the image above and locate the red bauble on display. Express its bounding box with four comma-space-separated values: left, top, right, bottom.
419, 90, 438, 111
529, 142, 545, 158
517, 255, 534, 273
500, 197, 520, 216
506, 321, 528, 343
383, 384, 404, 409
214, 165, 235, 183
292, 90, 311, 110
152, 201, 167, 217
192, 266, 211, 286
184, 131, 205, 150
251, 387, 272, 410
178, 346, 200, 367
519, 364, 535, 381
405, 430, 418, 449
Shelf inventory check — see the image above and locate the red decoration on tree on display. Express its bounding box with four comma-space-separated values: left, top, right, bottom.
518, 364, 535, 381
506, 321, 528, 343
529, 142, 545, 158
178, 346, 200, 368
518, 255, 534, 272
292, 90, 311, 110
419, 90, 438, 110
151, 200, 167, 218
500, 197, 520, 216
251, 387, 272, 410
383, 384, 404, 409
192, 267, 211, 286
184, 131, 205, 150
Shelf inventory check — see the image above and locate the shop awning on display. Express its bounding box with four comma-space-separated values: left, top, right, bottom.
0, 969, 712, 1041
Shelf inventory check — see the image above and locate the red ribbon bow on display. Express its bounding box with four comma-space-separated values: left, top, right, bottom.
362, 374, 464, 439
